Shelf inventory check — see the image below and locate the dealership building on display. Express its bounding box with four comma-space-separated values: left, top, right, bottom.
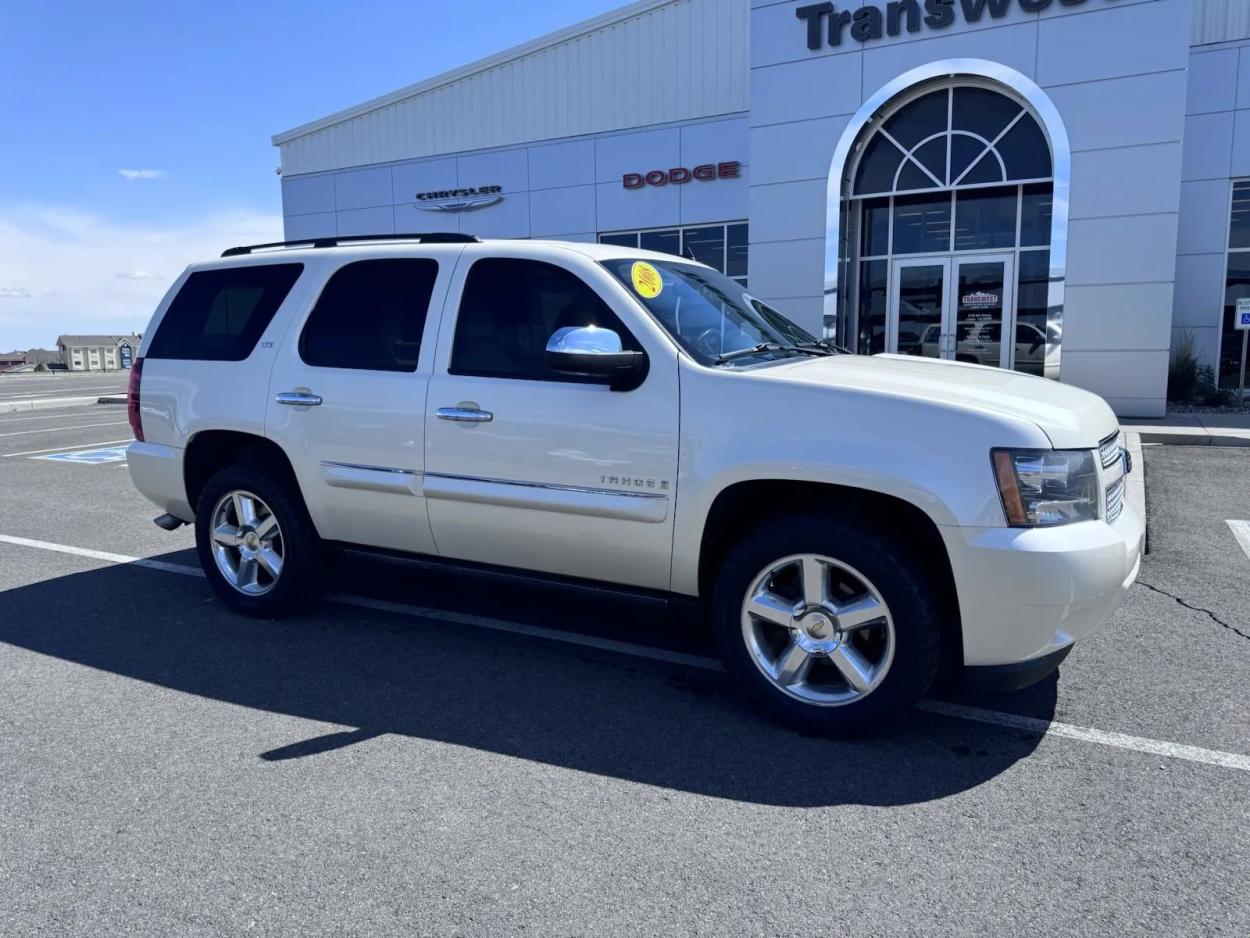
272, 0, 1250, 417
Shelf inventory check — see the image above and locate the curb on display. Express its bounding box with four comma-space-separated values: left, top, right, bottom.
1124, 431, 1147, 553
0, 395, 100, 415
1129, 426, 1250, 447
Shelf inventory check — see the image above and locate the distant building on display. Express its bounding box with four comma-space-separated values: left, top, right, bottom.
0, 348, 62, 372
57, 335, 141, 371
23, 348, 61, 367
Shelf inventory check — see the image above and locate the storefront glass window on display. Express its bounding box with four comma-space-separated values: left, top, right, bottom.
860, 198, 889, 256
726, 224, 749, 280
1228, 181, 1250, 251
854, 134, 906, 196
952, 86, 1023, 144
600, 222, 749, 287
955, 186, 1017, 251
681, 226, 724, 270
883, 89, 947, 151
996, 118, 1051, 181
857, 260, 888, 355
842, 81, 1056, 375
1015, 250, 1051, 377
1019, 184, 1053, 248
640, 229, 680, 255
1221, 244, 1250, 388
892, 193, 951, 254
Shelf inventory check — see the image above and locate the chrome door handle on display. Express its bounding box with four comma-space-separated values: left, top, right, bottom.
275, 391, 323, 406
436, 406, 493, 423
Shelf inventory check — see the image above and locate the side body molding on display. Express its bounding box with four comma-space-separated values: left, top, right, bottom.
422, 473, 670, 524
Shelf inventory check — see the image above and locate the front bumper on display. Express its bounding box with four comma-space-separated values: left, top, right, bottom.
940, 503, 1144, 669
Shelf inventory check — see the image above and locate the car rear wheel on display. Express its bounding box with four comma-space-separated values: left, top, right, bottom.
195, 463, 322, 617
712, 514, 944, 735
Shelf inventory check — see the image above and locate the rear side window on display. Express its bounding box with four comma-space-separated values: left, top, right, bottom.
147, 263, 302, 361
450, 257, 638, 381
300, 259, 438, 372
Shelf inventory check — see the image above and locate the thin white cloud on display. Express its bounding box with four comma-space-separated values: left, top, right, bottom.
0, 287, 32, 298
118, 169, 167, 181
0, 203, 281, 348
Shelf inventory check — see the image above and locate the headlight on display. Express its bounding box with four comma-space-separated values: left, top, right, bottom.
991, 448, 1099, 527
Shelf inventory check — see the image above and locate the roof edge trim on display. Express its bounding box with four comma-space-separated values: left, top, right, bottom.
272, 0, 678, 146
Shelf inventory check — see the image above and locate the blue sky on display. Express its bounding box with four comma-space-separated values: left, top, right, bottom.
0, 0, 625, 350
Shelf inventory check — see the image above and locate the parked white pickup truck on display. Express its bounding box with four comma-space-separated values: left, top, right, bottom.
127, 233, 1142, 734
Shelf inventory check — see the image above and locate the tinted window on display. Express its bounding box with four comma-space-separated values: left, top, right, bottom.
954, 186, 1017, 251
450, 258, 638, 382
892, 192, 951, 254
640, 230, 680, 255
1229, 181, 1250, 250
1020, 183, 1053, 247
882, 89, 947, 151
148, 263, 302, 361
300, 259, 437, 372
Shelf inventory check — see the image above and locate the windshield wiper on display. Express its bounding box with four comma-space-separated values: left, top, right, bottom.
713, 342, 827, 365
795, 339, 847, 355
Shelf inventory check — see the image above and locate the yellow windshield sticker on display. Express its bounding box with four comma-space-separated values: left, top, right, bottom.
631, 261, 663, 299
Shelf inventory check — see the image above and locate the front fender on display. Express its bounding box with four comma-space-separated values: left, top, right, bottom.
670, 364, 1049, 595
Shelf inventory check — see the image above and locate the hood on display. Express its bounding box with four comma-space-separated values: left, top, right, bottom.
755, 353, 1118, 449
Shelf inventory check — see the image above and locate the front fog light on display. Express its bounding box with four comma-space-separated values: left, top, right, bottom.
992, 448, 1099, 527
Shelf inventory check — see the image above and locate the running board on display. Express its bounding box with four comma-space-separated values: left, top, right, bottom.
153, 513, 187, 531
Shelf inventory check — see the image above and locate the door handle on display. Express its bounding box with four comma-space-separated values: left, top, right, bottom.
275, 391, 323, 406
437, 406, 493, 423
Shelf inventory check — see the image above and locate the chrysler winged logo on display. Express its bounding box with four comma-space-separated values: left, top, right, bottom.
415, 185, 503, 212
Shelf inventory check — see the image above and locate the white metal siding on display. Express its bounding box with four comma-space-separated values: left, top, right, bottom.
1193, 0, 1250, 46
276, 0, 749, 177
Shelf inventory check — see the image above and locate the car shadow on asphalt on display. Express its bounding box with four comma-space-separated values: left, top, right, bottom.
0, 550, 1056, 808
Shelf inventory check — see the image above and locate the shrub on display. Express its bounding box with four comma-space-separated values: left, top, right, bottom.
1167, 332, 1200, 402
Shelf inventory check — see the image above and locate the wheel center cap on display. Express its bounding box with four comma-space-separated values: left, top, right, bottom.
800, 612, 834, 640
243, 531, 261, 550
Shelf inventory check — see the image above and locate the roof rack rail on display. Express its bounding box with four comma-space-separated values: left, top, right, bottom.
221, 232, 478, 257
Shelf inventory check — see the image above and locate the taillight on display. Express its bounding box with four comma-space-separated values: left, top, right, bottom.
127, 357, 144, 441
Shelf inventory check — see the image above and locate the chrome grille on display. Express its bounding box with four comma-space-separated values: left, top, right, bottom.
1105, 475, 1125, 523
1098, 431, 1122, 469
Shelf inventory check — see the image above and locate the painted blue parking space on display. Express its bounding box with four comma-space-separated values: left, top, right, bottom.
34, 446, 129, 465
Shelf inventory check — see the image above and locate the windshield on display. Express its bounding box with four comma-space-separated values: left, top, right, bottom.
601, 258, 823, 366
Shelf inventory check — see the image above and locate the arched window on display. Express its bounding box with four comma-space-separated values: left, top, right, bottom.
853, 86, 1052, 196
843, 82, 1055, 376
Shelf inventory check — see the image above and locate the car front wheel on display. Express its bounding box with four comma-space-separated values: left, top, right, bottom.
713, 514, 944, 735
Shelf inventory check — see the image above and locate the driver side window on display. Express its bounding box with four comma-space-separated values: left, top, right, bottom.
449, 258, 640, 382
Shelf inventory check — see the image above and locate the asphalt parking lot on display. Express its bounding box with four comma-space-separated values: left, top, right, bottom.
1, 400, 1248, 936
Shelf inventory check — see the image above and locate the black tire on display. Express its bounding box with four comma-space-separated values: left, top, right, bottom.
712, 513, 945, 735
194, 461, 323, 617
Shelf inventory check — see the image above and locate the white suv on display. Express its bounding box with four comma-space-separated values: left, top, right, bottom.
127, 233, 1142, 734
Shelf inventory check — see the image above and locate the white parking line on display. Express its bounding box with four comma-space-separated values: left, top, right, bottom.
2, 531, 1249, 773
0, 410, 114, 424
0, 421, 128, 439
2, 438, 134, 458
1226, 521, 1250, 561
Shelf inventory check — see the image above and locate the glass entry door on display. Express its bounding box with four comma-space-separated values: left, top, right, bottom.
888, 254, 1016, 366
951, 255, 1014, 369
889, 259, 950, 359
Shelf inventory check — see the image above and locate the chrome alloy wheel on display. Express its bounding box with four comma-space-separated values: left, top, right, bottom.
209, 490, 284, 596
740, 553, 895, 707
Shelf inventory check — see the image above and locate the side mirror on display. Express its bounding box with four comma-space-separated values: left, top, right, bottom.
545, 326, 648, 391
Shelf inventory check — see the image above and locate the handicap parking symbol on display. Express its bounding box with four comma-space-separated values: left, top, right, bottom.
35, 446, 129, 464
